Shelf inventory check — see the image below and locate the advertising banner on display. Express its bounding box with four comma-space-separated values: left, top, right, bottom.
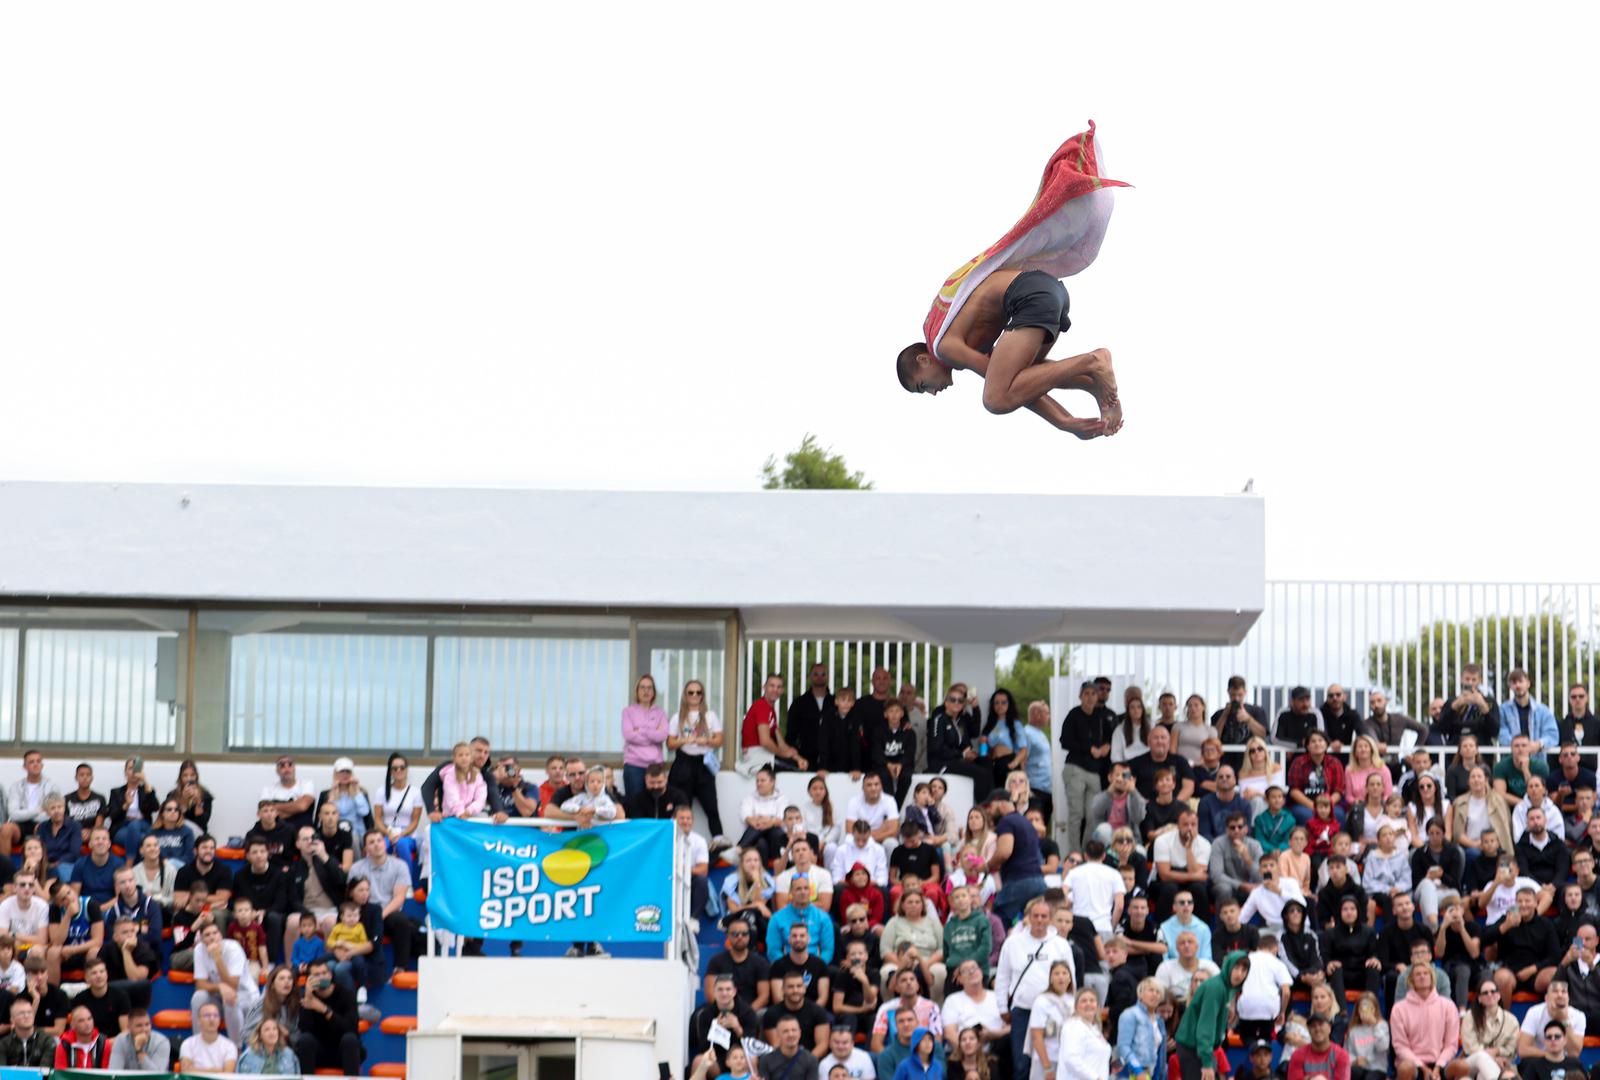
426, 818, 674, 942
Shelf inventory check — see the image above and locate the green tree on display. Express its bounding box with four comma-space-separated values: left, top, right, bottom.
1367, 612, 1600, 711
996, 644, 1071, 711
761, 434, 872, 490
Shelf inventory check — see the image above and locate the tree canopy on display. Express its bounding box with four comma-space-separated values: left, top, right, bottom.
761, 434, 872, 490
1367, 612, 1600, 711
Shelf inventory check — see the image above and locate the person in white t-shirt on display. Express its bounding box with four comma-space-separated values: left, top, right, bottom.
179, 1000, 239, 1072
775, 838, 835, 914
261, 755, 317, 832
845, 774, 901, 848
830, 820, 890, 888
1519, 977, 1587, 1059
1233, 936, 1293, 1047
675, 804, 711, 922
738, 767, 789, 868
0, 874, 50, 948
1476, 853, 1540, 926
1063, 839, 1125, 938
191, 921, 259, 1042
816, 1022, 876, 1079
937, 959, 1007, 1054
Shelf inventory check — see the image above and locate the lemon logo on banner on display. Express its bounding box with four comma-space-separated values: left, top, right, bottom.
542, 832, 608, 886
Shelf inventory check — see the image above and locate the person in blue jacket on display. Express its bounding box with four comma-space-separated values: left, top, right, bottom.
1500, 669, 1559, 755
1115, 975, 1168, 1080
893, 1026, 945, 1080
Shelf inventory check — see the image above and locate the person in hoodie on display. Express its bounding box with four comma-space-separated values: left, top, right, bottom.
874, 701, 919, 809
894, 1025, 946, 1080
879, 1007, 948, 1080
52, 1003, 110, 1069
1287, 1011, 1350, 1080
1389, 961, 1460, 1080
1173, 951, 1251, 1080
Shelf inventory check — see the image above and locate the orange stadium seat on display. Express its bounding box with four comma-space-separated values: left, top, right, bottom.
390, 970, 419, 990
154, 1008, 191, 1030
380, 1016, 418, 1035
371, 1065, 409, 1078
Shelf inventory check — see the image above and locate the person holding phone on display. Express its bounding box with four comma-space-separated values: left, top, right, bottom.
294, 957, 363, 1076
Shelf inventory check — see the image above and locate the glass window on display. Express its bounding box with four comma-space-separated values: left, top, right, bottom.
23, 628, 176, 746
432, 635, 630, 754
0, 629, 17, 741
228, 631, 428, 751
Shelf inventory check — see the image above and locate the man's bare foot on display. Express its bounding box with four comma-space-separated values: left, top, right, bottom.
1082, 348, 1122, 434
1061, 415, 1107, 440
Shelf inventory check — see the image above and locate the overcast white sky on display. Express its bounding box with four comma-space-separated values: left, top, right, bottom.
3, 3, 1597, 582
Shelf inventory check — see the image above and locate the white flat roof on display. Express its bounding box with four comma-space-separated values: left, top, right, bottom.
0, 482, 1264, 645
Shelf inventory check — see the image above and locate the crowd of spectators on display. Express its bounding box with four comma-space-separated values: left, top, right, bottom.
0, 748, 443, 1073
670, 662, 1600, 1080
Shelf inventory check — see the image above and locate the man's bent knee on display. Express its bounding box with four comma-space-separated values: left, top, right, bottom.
982, 386, 1023, 415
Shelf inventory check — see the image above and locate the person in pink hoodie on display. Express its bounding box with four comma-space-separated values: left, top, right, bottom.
1390, 961, 1459, 1080
621, 675, 671, 799
440, 742, 487, 819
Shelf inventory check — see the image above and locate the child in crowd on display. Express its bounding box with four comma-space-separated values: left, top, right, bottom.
290, 908, 327, 976
839, 866, 886, 930
944, 848, 996, 911
1306, 795, 1339, 867
0, 935, 23, 993
1252, 787, 1294, 853
325, 900, 371, 991
1344, 990, 1390, 1080
560, 766, 619, 823
1279, 825, 1312, 894
227, 896, 270, 984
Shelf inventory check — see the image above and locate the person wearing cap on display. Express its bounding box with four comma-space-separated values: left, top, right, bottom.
1060, 681, 1113, 855
314, 758, 374, 849
986, 792, 1046, 927
1241, 1038, 1276, 1080
1286, 1011, 1349, 1080
261, 755, 318, 834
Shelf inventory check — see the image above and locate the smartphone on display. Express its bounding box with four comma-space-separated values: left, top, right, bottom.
132, 757, 143, 773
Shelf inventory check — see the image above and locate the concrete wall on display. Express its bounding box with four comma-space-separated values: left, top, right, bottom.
0, 482, 1265, 645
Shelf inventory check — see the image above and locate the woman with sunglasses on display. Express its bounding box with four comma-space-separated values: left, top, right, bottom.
1236, 737, 1286, 818
150, 800, 196, 866
667, 680, 725, 843
373, 753, 424, 885
1450, 975, 1516, 1080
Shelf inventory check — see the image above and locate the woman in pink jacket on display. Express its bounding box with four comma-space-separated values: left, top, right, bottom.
440, 742, 487, 818
621, 675, 671, 798
1390, 961, 1460, 1080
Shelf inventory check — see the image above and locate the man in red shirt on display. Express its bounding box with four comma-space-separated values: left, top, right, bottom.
54, 1004, 111, 1068
739, 675, 807, 776
1288, 1012, 1350, 1080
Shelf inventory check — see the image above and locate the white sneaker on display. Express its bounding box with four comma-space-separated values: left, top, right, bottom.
587, 943, 610, 958
357, 986, 368, 1004
565, 944, 585, 957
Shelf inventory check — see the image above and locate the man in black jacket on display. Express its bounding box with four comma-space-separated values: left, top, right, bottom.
818, 687, 864, 776
1482, 886, 1562, 1000
687, 975, 759, 1076
230, 841, 289, 961
1560, 684, 1600, 755
296, 958, 363, 1076
927, 688, 988, 788
1060, 681, 1112, 854
1375, 892, 1432, 1006
623, 763, 687, 821
786, 663, 833, 771
286, 826, 348, 959
1433, 663, 1500, 746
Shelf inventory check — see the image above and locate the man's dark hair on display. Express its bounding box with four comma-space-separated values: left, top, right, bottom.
645, 762, 668, 778
128, 1008, 150, 1023
899, 820, 923, 840
1083, 839, 1106, 861
1227, 675, 1246, 692
1290, 686, 1310, 701
1226, 812, 1248, 828
246, 839, 269, 853
1094, 676, 1112, 688
896, 343, 927, 391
